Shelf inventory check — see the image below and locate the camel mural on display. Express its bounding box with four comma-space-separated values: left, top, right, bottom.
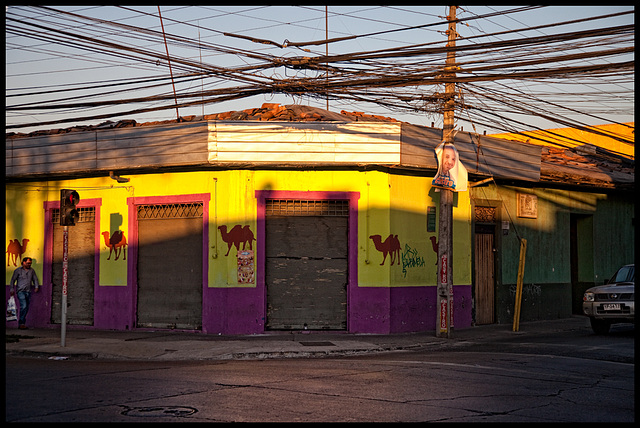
218, 225, 255, 256
6, 238, 29, 267
429, 236, 439, 265
369, 234, 401, 266
102, 231, 127, 261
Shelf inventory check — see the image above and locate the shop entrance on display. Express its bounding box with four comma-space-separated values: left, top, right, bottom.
474, 206, 497, 325
265, 199, 348, 330
51, 207, 95, 325
136, 203, 203, 330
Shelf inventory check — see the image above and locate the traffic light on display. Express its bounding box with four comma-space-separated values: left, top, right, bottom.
60, 189, 80, 226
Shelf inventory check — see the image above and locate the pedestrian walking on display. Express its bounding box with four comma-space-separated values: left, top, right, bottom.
9, 257, 40, 329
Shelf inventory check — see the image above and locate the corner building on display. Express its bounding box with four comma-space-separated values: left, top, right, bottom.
5, 106, 633, 334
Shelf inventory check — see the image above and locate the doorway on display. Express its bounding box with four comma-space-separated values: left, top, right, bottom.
51, 207, 95, 325
570, 213, 594, 314
136, 203, 203, 329
474, 205, 497, 325
265, 199, 348, 330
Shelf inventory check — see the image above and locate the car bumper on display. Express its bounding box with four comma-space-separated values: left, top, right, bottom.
583, 301, 634, 321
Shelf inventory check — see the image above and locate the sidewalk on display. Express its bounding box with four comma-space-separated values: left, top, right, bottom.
6, 316, 592, 361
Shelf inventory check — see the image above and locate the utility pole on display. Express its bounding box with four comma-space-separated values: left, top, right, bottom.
158, 6, 180, 121
436, 5, 457, 338
325, 6, 329, 111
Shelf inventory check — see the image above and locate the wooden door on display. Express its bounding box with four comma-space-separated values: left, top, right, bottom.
474, 225, 495, 325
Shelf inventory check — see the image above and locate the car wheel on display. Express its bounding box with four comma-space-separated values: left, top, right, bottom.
589, 317, 611, 335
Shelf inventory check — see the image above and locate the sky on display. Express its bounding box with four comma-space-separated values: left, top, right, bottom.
5, 5, 635, 136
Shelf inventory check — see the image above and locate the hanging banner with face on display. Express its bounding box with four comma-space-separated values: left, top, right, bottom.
431, 142, 468, 192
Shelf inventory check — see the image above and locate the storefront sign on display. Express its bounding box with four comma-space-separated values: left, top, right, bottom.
427, 206, 436, 232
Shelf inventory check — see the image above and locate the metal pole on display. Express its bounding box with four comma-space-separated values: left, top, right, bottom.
437, 6, 457, 338
61, 225, 68, 347
512, 238, 527, 332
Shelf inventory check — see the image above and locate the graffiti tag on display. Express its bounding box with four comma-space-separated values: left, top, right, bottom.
401, 244, 425, 277
509, 283, 541, 298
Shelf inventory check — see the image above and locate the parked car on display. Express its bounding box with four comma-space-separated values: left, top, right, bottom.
583, 264, 634, 334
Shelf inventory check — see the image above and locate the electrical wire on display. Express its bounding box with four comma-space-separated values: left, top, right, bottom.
5, 5, 634, 151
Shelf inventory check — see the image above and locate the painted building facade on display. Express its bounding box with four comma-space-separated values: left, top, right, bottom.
5, 107, 634, 334
481, 122, 635, 324
470, 185, 634, 325
5, 169, 474, 334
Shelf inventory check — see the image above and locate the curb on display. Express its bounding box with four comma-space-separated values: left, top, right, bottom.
6, 349, 99, 360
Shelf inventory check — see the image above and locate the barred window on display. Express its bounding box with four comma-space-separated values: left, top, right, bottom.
265, 199, 349, 217
51, 207, 95, 223
137, 203, 203, 219
474, 206, 496, 223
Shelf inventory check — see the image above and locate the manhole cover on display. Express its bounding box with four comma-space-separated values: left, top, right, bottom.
299, 341, 335, 346
122, 406, 197, 417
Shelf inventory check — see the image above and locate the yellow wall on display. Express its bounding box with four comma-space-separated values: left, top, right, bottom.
490, 122, 634, 159
6, 170, 473, 289
5, 184, 47, 279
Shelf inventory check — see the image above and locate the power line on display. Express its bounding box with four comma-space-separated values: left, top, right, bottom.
5, 5, 634, 140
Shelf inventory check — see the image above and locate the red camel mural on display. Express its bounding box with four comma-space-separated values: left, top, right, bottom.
369, 234, 401, 266
429, 236, 439, 265
102, 231, 127, 261
6, 238, 29, 267
218, 225, 255, 256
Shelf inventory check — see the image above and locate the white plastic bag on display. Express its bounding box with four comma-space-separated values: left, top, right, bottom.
6, 296, 17, 322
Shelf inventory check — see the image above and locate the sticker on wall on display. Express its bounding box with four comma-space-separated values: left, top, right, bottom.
369, 234, 401, 266
102, 231, 127, 261
237, 250, 255, 284
218, 225, 255, 256
6, 238, 29, 267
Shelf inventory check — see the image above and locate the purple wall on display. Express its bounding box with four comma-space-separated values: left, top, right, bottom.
94, 285, 134, 330
7, 190, 473, 335
203, 287, 265, 334
6, 284, 472, 334
347, 284, 471, 334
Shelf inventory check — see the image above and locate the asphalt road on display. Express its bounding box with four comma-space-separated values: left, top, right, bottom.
5, 324, 634, 422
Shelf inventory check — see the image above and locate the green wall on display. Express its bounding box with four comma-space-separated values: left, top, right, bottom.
471, 185, 634, 324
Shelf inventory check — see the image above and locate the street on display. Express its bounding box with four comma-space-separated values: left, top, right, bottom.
5, 324, 634, 422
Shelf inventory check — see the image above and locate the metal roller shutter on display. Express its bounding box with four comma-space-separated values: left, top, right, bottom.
265, 199, 348, 330
136, 203, 203, 330
51, 207, 95, 325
